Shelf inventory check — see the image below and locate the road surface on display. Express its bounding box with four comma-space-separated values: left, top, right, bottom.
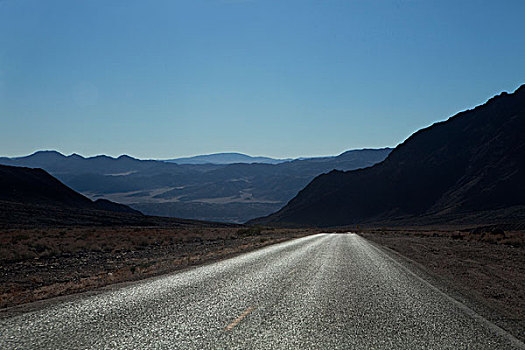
1, 233, 523, 349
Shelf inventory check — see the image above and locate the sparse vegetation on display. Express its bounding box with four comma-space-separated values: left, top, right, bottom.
360, 226, 525, 246
236, 225, 265, 237
0, 226, 316, 309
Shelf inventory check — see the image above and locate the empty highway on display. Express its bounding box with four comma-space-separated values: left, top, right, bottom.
1, 233, 523, 349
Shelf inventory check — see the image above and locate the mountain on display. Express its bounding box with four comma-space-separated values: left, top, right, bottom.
0, 148, 392, 223
0, 164, 140, 213
0, 164, 145, 226
0, 151, 168, 175
164, 152, 292, 165
251, 85, 525, 227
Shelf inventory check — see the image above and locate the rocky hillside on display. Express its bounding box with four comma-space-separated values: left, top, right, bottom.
251, 85, 525, 227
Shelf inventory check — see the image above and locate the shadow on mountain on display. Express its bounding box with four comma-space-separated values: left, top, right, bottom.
251, 85, 525, 228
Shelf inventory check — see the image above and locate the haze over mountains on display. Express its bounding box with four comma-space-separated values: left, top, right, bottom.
0, 148, 391, 223
252, 85, 525, 227
165, 152, 292, 165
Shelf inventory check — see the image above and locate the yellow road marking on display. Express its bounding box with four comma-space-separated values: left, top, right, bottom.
225, 306, 256, 331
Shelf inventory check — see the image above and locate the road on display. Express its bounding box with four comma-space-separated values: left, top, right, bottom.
1, 233, 523, 349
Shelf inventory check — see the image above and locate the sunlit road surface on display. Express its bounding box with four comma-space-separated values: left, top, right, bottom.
1, 233, 524, 349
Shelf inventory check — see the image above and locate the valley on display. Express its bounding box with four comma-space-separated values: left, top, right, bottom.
0, 148, 391, 223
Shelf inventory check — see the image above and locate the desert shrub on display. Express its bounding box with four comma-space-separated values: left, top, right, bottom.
1, 245, 37, 261
140, 261, 156, 269
11, 234, 29, 243
31, 242, 49, 254
184, 236, 203, 243
237, 226, 264, 237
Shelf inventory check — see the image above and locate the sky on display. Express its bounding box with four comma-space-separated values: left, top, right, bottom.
1, 0, 524, 159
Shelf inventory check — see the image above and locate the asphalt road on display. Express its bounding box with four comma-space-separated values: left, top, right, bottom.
1, 233, 523, 349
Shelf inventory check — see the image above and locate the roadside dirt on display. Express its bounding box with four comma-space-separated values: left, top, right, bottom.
360, 228, 525, 342
0, 226, 316, 310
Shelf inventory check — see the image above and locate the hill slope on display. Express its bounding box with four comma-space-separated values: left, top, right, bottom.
251, 85, 525, 227
0, 164, 147, 226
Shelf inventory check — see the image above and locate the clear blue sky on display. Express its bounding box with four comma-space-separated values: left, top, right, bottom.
1, 0, 524, 159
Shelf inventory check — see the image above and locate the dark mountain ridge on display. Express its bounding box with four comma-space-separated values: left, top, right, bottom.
0, 164, 141, 215
251, 85, 525, 227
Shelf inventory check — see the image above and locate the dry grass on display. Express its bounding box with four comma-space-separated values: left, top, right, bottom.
0, 226, 316, 309
359, 226, 525, 246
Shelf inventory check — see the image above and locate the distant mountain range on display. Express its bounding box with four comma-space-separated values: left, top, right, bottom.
164, 152, 292, 165
251, 85, 525, 227
0, 148, 392, 223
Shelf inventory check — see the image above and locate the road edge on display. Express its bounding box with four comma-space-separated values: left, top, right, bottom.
359, 234, 525, 349
0, 233, 317, 319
